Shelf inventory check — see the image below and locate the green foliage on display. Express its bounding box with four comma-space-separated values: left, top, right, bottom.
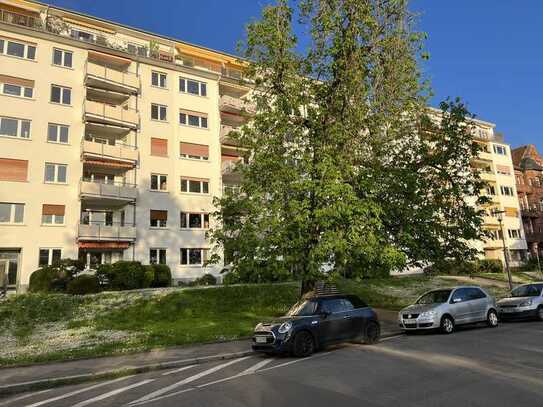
195, 273, 217, 286
29, 259, 85, 293
96, 261, 147, 291
424, 258, 502, 275
209, 0, 486, 290
144, 264, 172, 288
66, 275, 101, 295
476, 259, 503, 274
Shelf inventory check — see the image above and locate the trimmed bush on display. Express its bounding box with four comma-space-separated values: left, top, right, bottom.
143, 264, 172, 288
475, 259, 503, 274
195, 273, 217, 286
28, 259, 83, 293
66, 274, 101, 295
97, 262, 171, 291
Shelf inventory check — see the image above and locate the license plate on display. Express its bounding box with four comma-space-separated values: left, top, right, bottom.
404, 319, 417, 323
255, 336, 267, 343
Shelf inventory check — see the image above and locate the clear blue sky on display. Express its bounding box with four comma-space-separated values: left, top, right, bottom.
47, 0, 542, 152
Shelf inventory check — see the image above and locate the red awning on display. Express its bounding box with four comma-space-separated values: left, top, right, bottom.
83, 159, 134, 169
79, 242, 130, 249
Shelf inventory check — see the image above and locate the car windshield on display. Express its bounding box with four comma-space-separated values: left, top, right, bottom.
416, 290, 452, 304
511, 285, 542, 297
286, 300, 318, 316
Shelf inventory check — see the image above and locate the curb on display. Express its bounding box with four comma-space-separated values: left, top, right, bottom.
0, 350, 254, 397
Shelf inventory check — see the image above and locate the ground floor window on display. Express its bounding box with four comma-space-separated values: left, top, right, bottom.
78, 250, 123, 269
150, 248, 167, 265
180, 248, 208, 266
39, 248, 61, 267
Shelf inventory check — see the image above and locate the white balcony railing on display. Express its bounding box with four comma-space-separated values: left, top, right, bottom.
78, 223, 136, 241
80, 179, 137, 201
82, 140, 138, 162
84, 100, 139, 128
86, 61, 140, 91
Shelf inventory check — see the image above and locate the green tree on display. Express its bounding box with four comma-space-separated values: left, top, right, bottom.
209, 0, 486, 292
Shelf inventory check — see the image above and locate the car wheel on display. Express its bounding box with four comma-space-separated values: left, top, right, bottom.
486, 309, 499, 328
537, 306, 543, 321
440, 315, 455, 334
363, 321, 381, 345
292, 331, 315, 357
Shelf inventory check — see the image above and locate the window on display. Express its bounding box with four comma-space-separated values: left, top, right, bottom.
508, 229, 521, 239
50, 85, 71, 105
493, 144, 507, 156
0, 158, 28, 182
451, 288, 470, 303
496, 165, 511, 176
486, 185, 496, 196
0, 203, 24, 224
180, 212, 210, 229
41, 204, 65, 225
150, 248, 167, 265
150, 210, 168, 228
321, 299, 346, 313
180, 248, 208, 265
127, 43, 147, 57
500, 186, 514, 196
70, 29, 94, 43
150, 174, 168, 191
0, 38, 36, 60
467, 288, 487, 300
150, 137, 168, 156
44, 163, 67, 183
0, 117, 30, 139
39, 248, 62, 267
0, 76, 34, 99
179, 77, 207, 96
180, 177, 209, 194
151, 71, 167, 88
53, 48, 73, 68
179, 110, 208, 128
47, 123, 69, 143
179, 142, 209, 160
151, 103, 167, 121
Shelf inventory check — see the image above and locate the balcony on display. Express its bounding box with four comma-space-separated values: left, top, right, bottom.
82, 139, 138, 163
84, 100, 138, 129
80, 179, 137, 204
479, 171, 496, 182
78, 222, 136, 242
219, 95, 256, 115
220, 124, 244, 147
85, 61, 140, 94
0, 8, 42, 29
483, 216, 499, 226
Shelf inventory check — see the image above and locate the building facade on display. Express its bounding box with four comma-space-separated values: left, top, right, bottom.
0, 0, 249, 291
512, 144, 543, 259
471, 125, 528, 266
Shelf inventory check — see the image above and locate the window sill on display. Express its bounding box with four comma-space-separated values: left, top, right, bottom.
179, 192, 211, 196
41, 224, 66, 227
44, 182, 69, 185
149, 189, 169, 193
150, 119, 169, 123
0, 93, 35, 101
49, 102, 72, 107
179, 156, 210, 162
180, 228, 209, 231
149, 227, 169, 230
150, 154, 169, 158
47, 141, 70, 145
179, 264, 205, 268
151, 85, 169, 90
0, 135, 32, 141
52, 64, 74, 70
0, 223, 25, 226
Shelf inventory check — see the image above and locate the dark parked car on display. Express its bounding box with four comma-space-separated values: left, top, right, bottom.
252, 294, 380, 357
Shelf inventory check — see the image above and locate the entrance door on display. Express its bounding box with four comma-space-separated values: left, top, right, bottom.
0, 251, 19, 291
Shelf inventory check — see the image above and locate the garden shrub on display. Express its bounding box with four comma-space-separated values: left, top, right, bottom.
423, 259, 475, 276
28, 259, 84, 293
475, 259, 503, 274
195, 273, 217, 286
96, 261, 146, 291
66, 274, 101, 295
143, 264, 172, 288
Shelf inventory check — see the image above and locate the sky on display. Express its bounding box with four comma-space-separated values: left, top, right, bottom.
46, 0, 542, 152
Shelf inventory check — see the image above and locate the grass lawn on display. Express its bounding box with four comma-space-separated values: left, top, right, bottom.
474, 272, 542, 285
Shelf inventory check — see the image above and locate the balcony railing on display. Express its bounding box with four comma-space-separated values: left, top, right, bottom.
80, 179, 137, 201
78, 221, 136, 241
82, 139, 138, 163
0, 9, 41, 29
220, 95, 256, 115
84, 100, 139, 129
86, 61, 140, 92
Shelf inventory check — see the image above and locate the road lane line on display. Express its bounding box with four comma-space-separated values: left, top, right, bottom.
161, 364, 197, 376
71, 379, 155, 407
24, 376, 133, 407
239, 358, 274, 375
0, 389, 51, 406
128, 356, 252, 405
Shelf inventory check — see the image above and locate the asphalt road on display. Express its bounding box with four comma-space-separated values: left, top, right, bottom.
2, 320, 543, 407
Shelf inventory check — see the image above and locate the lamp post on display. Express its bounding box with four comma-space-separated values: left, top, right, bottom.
492, 209, 513, 290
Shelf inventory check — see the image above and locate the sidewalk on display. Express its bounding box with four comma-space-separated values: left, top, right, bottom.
0, 310, 402, 395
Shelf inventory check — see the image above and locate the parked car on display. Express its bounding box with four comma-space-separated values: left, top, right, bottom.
252, 294, 380, 357
497, 283, 543, 321
398, 286, 499, 334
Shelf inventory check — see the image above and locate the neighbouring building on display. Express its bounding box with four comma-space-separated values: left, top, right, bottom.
471, 126, 528, 267
0, 0, 250, 292
512, 144, 543, 259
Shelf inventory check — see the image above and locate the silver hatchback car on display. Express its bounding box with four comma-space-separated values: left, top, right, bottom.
399, 286, 499, 334
497, 283, 543, 321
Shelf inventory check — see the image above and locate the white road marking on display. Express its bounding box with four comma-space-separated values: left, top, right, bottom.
72, 379, 155, 407
161, 364, 197, 376
0, 389, 51, 406
24, 376, 132, 407
128, 356, 252, 405
239, 358, 274, 375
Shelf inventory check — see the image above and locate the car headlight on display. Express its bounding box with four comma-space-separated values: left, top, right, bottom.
278, 321, 293, 334
519, 299, 533, 307
254, 323, 263, 331
419, 311, 436, 319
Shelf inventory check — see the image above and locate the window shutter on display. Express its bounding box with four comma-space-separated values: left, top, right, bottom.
0, 158, 28, 182
179, 108, 207, 118
180, 142, 209, 158
0, 74, 34, 87
42, 204, 65, 216
150, 210, 168, 221
151, 138, 168, 156
181, 177, 209, 182
496, 165, 511, 175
